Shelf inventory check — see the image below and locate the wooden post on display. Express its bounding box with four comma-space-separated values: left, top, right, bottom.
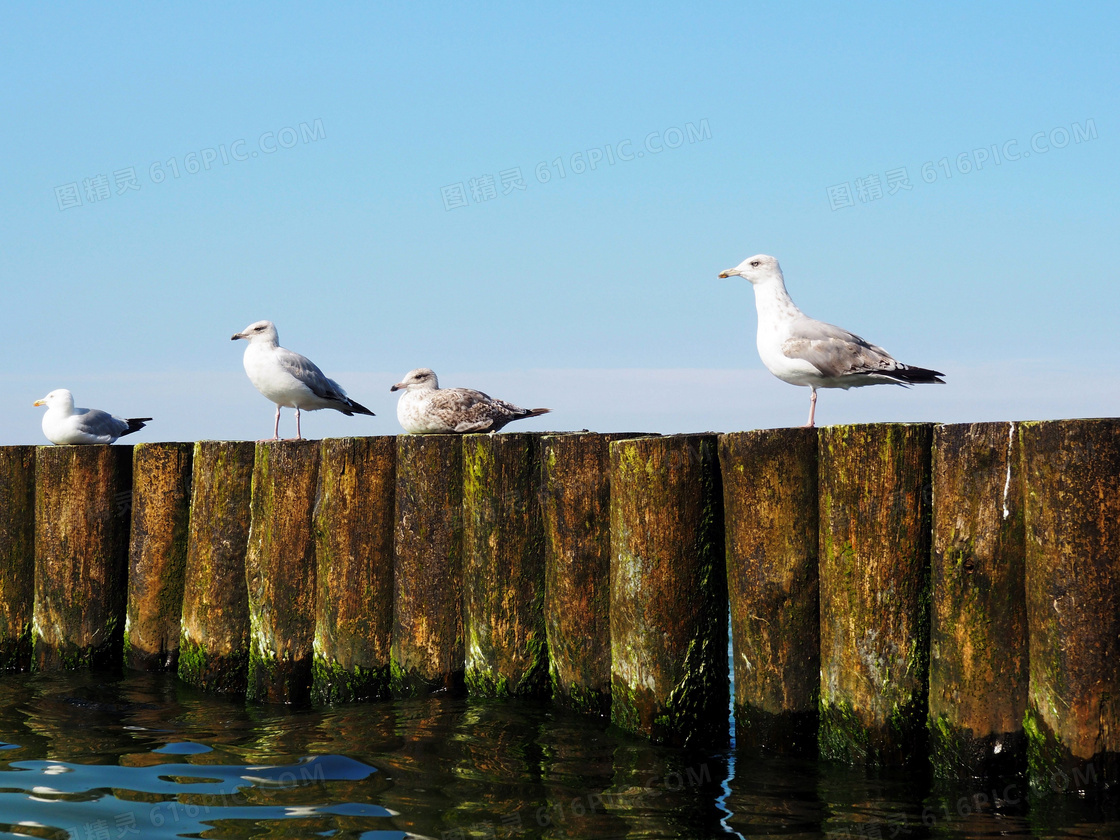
178, 441, 254, 694
609, 434, 728, 747
125, 442, 193, 671
313, 437, 395, 703
0, 447, 35, 670
719, 428, 818, 754
541, 433, 652, 716
462, 433, 548, 698
245, 440, 320, 704
1021, 419, 1120, 792
818, 423, 933, 765
391, 435, 465, 695
930, 423, 1027, 778
33, 445, 133, 669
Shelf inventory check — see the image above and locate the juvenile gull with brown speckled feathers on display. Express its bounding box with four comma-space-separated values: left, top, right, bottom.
391, 368, 550, 434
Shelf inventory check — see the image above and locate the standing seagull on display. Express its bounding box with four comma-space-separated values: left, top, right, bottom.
231, 320, 374, 440
34, 389, 151, 445
719, 255, 944, 427
390, 368, 550, 434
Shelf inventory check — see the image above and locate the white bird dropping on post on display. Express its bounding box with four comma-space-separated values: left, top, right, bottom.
390, 368, 550, 434
231, 320, 375, 440
33, 389, 151, 444
719, 254, 945, 427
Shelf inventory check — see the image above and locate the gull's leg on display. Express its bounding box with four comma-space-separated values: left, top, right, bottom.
280, 408, 304, 441
273, 405, 281, 440
803, 387, 818, 428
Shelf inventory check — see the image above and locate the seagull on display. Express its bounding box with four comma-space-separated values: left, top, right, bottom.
231, 320, 374, 440
33, 389, 151, 445
719, 254, 944, 427
390, 368, 550, 434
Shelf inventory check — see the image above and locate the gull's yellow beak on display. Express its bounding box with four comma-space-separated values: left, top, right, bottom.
33, 399, 45, 407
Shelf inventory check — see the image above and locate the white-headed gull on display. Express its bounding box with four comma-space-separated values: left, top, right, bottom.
34, 389, 151, 445
231, 320, 374, 440
719, 254, 944, 427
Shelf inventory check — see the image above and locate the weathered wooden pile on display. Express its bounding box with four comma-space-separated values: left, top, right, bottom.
0, 421, 1116, 791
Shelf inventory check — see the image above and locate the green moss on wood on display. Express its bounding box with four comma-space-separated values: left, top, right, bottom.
719, 428, 819, 754
0, 447, 35, 671
609, 675, 642, 733
928, 423, 1028, 778
1020, 420, 1120, 791
609, 434, 728, 748
32, 445, 131, 672
177, 636, 248, 695
390, 656, 465, 698
1022, 705, 1114, 794
819, 699, 873, 763
312, 654, 389, 704
462, 434, 549, 699
244, 441, 319, 704
930, 711, 1026, 780
551, 669, 609, 717
392, 435, 465, 695
178, 441, 253, 694
314, 438, 395, 703
126, 443, 192, 671
818, 424, 933, 766
0, 626, 32, 672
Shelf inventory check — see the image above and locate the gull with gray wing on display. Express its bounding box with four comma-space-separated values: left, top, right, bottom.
33, 389, 151, 445
232, 320, 374, 440
719, 254, 944, 427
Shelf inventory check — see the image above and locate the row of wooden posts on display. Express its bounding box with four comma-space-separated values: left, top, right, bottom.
0, 421, 1117, 790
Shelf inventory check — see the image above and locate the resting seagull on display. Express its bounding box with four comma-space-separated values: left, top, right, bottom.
34, 389, 151, 445
390, 368, 550, 434
719, 255, 944, 427
231, 320, 374, 440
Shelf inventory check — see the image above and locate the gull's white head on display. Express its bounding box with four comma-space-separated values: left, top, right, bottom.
33, 389, 75, 413
718, 254, 784, 286
231, 320, 279, 345
391, 368, 439, 392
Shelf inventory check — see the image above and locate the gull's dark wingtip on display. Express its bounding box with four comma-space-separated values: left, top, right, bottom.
344, 398, 376, 417
122, 418, 152, 437
896, 365, 945, 385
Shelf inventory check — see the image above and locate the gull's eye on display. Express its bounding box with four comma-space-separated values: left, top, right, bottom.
750, 261, 760, 267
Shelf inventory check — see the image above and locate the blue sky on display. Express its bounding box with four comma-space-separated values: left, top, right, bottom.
3, 2, 1117, 443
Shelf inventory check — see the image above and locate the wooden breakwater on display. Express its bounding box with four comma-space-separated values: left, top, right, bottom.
0, 422, 1118, 790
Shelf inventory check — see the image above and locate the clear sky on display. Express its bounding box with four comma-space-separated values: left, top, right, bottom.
3, 2, 1117, 444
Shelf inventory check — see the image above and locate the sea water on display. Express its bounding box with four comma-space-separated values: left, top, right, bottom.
0, 670, 1116, 839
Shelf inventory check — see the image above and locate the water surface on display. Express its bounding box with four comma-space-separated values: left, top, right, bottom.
0, 671, 1115, 839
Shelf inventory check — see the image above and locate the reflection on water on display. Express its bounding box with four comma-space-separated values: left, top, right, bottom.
0, 671, 1115, 839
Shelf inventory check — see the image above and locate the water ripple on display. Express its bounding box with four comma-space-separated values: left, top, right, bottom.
0, 749, 401, 839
